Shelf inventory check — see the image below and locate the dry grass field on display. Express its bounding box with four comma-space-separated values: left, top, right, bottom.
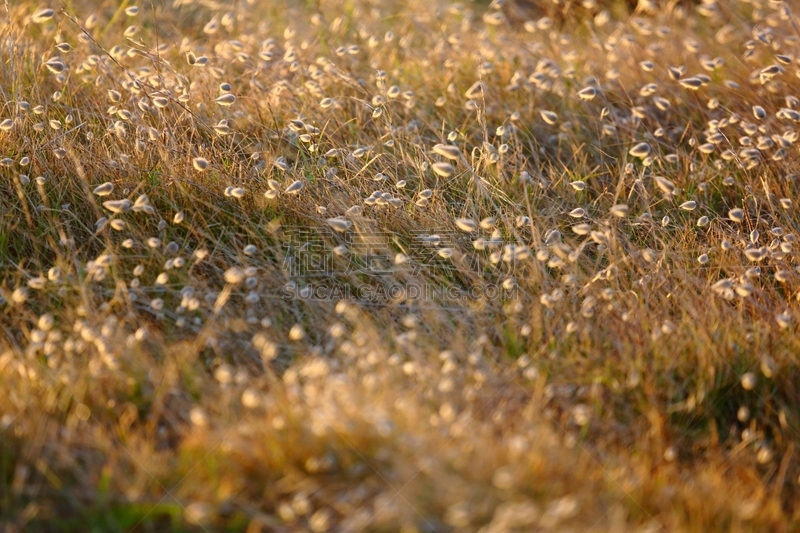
1, 0, 800, 530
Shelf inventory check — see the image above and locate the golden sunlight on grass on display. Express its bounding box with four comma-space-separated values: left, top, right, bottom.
1, 0, 799, 531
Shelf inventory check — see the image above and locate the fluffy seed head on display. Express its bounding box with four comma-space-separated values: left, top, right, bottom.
432, 144, 461, 160
455, 218, 477, 232
93, 182, 114, 196
326, 218, 352, 232
215, 93, 236, 106
285, 180, 303, 194
193, 157, 209, 171
431, 162, 455, 177
609, 204, 628, 217
741, 372, 757, 390
629, 142, 651, 159
679, 77, 703, 90
577, 87, 596, 100
224, 267, 245, 284
32, 7, 55, 23
102, 199, 131, 213
540, 110, 558, 125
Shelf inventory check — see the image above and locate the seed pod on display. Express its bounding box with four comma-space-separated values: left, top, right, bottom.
102, 199, 131, 213
285, 180, 303, 194
432, 144, 461, 160
678, 77, 703, 90
741, 372, 757, 390
32, 8, 55, 23
728, 208, 744, 222
326, 218, 352, 232
93, 182, 114, 196
44, 58, 65, 74
464, 81, 487, 99
629, 142, 651, 159
215, 93, 236, 106
577, 87, 596, 100
192, 157, 209, 171
431, 162, 455, 177
609, 204, 628, 217
540, 110, 558, 125
653, 176, 675, 194
455, 218, 477, 232
224, 267, 245, 284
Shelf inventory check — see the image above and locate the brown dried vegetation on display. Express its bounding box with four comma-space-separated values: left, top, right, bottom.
1, 0, 800, 531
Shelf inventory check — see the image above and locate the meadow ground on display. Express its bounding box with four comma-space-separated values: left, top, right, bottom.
1, 0, 800, 531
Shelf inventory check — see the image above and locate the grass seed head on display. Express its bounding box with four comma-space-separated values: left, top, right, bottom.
2, 3, 799, 529
431, 162, 455, 177
215, 93, 236, 106
192, 157, 209, 171
32, 7, 55, 23
455, 218, 477, 232
629, 142, 651, 159
326, 218, 352, 232
728, 208, 745, 223
284, 180, 303, 194
540, 110, 559, 125
433, 144, 461, 160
